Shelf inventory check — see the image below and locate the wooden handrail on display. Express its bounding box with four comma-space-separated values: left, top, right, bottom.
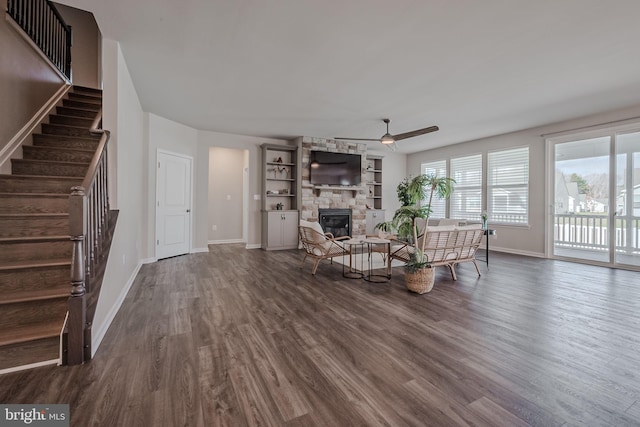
67, 107, 110, 365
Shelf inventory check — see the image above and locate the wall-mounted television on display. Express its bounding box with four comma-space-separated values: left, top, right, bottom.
309, 151, 362, 186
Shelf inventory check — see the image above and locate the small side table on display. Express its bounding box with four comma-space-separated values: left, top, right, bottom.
477, 229, 496, 267
363, 237, 391, 283
342, 239, 365, 279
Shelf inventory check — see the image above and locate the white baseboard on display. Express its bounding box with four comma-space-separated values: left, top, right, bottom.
489, 246, 546, 258
245, 243, 261, 249
140, 257, 157, 264
0, 84, 70, 170
0, 359, 59, 376
207, 239, 245, 245
91, 261, 143, 357
191, 247, 210, 253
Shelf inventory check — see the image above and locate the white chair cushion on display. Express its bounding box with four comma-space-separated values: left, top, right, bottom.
300, 219, 326, 243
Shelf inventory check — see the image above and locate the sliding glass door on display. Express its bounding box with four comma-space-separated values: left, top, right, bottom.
615, 131, 640, 267
550, 129, 640, 268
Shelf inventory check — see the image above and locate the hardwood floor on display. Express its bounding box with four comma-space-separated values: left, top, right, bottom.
1, 245, 639, 426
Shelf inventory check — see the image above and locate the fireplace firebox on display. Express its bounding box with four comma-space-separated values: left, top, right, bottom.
318, 209, 352, 238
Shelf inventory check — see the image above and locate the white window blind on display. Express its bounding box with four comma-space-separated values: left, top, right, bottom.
450, 154, 482, 220
488, 147, 529, 224
421, 160, 447, 218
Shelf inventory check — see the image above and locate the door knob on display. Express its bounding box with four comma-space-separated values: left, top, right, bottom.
186, 209, 190, 213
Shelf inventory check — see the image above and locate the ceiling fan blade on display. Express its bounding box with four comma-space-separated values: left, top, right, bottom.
334, 137, 381, 142
392, 125, 439, 141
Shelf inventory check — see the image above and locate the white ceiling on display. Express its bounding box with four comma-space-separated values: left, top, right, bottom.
58, 0, 640, 153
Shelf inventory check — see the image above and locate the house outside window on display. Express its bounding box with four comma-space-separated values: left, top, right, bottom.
421, 160, 447, 218
450, 154, 483, 221
487, 147, 529, 224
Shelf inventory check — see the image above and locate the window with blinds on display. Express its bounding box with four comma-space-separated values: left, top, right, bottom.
487, 147, 529, 224
450, 154, 482, 220
421, 160, 447, 218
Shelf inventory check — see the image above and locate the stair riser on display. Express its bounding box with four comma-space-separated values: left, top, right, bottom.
49, 115, 94, 128
68, 93, 101, 103
56, 106, 97, 118
12, 160, 88, 177
23, 146, 95, 163
41, 123, 95, 138
0, 265, 69, 293
0, 336, 59, 371
72, 85, 102, 96
0, 298, 68, 330
0, 177, 80, 194
0, 195, 68, 214
62, 99, 100, 111
33, 134, 99, 150
0, 217, 69, 238
0, 240, 72, 264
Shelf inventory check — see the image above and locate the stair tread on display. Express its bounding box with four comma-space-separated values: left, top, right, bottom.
0, 174, 83, 180
50, 113, 94, 121
43, 123, 94, 130
0, 213, 68, 218
0, 288, 68, 305
0, 235, 70, 243
57, 106, 99, 115
0, 322, 62, 346
12, 158, 91, 166
68, 94, 101, 102
0, 259, 71, 272
25, 145, 95, 154
34, 133, 99, 141
0, 192, 69, 197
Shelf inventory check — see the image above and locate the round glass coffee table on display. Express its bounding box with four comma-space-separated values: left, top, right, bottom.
363, 237, 391, 283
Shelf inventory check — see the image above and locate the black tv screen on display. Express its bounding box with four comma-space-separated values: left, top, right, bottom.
309, 151, 362, 186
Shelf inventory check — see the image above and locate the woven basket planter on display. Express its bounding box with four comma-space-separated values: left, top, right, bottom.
404, 266, 435, 294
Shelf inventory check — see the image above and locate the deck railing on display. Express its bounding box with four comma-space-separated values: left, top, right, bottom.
6, 0, 72, 79
554, 213, 640, 255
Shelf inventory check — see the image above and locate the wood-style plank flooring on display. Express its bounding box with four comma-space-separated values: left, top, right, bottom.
1, 245, 640, 426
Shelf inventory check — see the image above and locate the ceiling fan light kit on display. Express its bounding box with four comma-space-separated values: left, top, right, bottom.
335, 118, 439, 148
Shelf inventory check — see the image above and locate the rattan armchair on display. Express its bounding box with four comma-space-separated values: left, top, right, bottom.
299, 220, 350, 275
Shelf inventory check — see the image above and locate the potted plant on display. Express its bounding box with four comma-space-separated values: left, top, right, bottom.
378, 174, 455, 293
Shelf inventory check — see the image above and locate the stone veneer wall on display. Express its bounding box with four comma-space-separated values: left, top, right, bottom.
297, 136, 368, 236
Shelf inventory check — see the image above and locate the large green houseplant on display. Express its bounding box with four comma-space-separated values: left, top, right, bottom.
378, 174, 455, 293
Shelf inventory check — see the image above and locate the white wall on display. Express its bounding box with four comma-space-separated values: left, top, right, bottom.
367, 148, 407, 222
196, 131, 289, 249
55, 3, 101, 89
0, 0, 65, 153
208, 147, 246, 243
407, 104, 640, 257
92, 39, 144, 351
144, 113, 198, 259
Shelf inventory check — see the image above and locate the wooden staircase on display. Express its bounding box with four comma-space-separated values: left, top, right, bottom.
0, 86, 102, 372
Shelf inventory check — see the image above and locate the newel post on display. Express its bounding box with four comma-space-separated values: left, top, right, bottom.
68, 186, 87, 365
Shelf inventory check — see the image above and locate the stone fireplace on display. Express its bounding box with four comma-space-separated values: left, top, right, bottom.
295, 136, 369, 236
318, 208, 352, 237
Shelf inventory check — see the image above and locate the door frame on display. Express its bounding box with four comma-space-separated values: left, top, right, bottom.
545, 121, 640, 269
155, 149, 194, 259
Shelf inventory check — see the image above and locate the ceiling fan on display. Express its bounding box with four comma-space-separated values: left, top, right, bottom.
335, 118, 439, 150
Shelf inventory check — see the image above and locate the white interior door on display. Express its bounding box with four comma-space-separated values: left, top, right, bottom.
156, 150, 192, 259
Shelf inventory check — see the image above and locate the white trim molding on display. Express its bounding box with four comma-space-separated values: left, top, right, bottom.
191, 247, 210, 253
207, 239, 245, 245
0, 84, 71, 170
